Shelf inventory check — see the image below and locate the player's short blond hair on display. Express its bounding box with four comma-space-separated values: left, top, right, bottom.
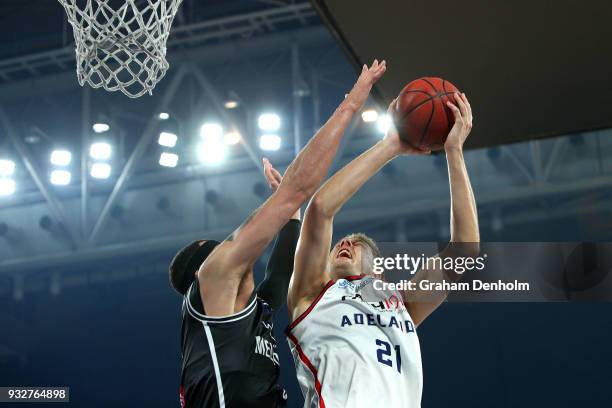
341, 232, 381, 258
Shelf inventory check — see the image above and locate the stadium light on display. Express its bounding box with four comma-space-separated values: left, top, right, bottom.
224, 100, 239, 109
50, 150, 72, 166
224, 131, 241, 145
158, 112, 170, 120
198, 123, 227, 165
361, 109, 379, 123
92, 123, 110, 133
258, 113, 281, 132
376, 114, 393, 134
158, 132, 178, 148
197, 142, 226, 165
159, 152, 179, 168
200, 123, 223, 140
259, 134, 281, 151
50, 170, 71, 186
0, 159, 15, 176
24, 135, 41, 144
90, 163, 112, 179
0, 178, 16, 196
89, 142, 112, 160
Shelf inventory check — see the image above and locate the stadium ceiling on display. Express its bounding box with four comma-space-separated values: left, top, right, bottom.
0, 1, 319, 101
0, 0, 312, 59
1, 0, 612, 283
310, 0, 612, 150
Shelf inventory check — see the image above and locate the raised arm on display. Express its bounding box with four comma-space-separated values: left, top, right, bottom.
256, 160, 301, 311
403, 93, 480, 326
289, 99, 430, 319
199, 60, 387, 316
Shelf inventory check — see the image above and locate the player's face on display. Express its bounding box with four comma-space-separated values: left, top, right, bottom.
329, 237, 372, 278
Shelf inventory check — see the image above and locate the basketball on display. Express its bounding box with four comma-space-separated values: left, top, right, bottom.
392, 77, 460, 151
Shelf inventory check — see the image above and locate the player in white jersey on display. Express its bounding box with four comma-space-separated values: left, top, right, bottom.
286, 92, 479, 408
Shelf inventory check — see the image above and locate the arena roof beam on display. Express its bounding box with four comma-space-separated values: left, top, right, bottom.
80, 86, 90, 238
501, 146, 535, 183
544, 138, 567, 181
530, 141, 545, 182
0, 26, 329, 104
189, 64, 264, 176
292, 42, 303, 155
3, 172, 612, 275
0, 3, 316, 85
0, 107, 80, 250
87, 65, 190, 246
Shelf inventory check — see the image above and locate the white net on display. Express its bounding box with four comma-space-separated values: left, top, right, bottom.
58, 0, 183, 98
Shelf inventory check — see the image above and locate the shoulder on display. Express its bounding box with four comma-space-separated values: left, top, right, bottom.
288, 278, 335, 324
196, 240, 249, 284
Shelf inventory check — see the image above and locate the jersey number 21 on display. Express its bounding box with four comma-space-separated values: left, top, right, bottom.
376, 339, 402, 373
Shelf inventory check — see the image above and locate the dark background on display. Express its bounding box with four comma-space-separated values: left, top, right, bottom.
2, 216, 612, 408
312, 0, 612, 149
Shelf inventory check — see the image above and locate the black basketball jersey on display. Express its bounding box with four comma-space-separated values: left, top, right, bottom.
179, 279, 287, 408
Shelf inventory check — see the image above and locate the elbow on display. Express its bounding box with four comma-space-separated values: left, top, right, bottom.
307, 193, 333, 219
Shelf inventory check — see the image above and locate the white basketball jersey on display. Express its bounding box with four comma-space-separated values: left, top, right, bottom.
286, 275, 423, 408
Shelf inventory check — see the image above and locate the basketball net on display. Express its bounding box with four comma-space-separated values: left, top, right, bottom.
58, 0, 183, 98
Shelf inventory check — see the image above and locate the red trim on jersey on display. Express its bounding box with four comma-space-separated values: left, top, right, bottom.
344, 274, 367, 281
287, 332, 326, 408
286, 280, 335, 333
179, 385, 185, 408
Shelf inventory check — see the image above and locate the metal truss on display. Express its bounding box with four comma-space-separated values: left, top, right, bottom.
1, 0, 611, 292
0, 1, 327, 255
1, 130, 612, 277
0, 2, 316, 85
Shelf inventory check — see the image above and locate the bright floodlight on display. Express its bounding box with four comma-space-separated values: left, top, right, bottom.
158, 112, 170, 120
92, 123, 110, 133
89, 142, 112, 160
259, 134, 281, 151
376, 114, 393, 134
0, 159, 15, 176
159, 152, 179, 168
200, 123, 223, 140
50, 170, 71, 186
258, 113, 281, 132
158, 132, 178, 148
197, 141, 226, 165
224, 100, 239, 109
224, 131, 241, 145
0, 178, 16, 196
50, 150, 72, 166
90, 163, 112, 179
361, 109, 379, 123
198, 123, 226, 164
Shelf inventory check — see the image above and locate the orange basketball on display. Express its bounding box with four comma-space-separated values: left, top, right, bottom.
392, 77, 460, 151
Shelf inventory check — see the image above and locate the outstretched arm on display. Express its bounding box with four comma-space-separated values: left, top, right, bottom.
256, 160, 301, 311
200, 61, 387, 317
289, 99, 430, 320
403, 93, 480, 327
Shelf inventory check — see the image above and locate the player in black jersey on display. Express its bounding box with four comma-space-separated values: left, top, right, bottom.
178, 162, 300, 408
169, 60, 387, 408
